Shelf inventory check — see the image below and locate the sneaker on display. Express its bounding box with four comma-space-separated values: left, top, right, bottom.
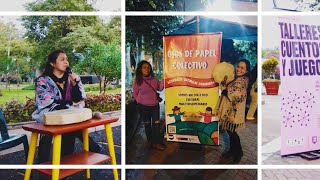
152, 144, 166, 151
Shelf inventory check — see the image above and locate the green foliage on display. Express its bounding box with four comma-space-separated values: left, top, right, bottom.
1, 94, 121, 123
85, 94, 121, 113
25, 0, 96, 11
262, 78, 281, 84
126, 0, 210, 11
262, 57, 279, 75
126, 0, 175, 11
22, 84, 36, 90
126, 16, 182, 55
75, 41, 121, 92
1, 97, 35, 123
234, 40, 257, 68
83, 84, 100, 92
0, 21, 36, 78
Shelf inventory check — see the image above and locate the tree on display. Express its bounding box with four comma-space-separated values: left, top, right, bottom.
262, 57, 279, 78
21, 15, 100, 70
74, 42, 121, 94
24, 0, 96, 11
126, 16, 182, 80
0, 21, 36, 83
126, 0, 210, 11
234, 40, 257, 68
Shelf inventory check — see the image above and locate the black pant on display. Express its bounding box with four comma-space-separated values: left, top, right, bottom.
227, 130, 242, 158
37, 130, 101, 163
138, 104, 161, 145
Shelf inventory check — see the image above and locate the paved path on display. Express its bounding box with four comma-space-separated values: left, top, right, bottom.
262, 169, 320, 180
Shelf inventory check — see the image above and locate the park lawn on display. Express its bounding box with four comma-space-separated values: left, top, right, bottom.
0, 88, 121, 105
0, 89, 35, 105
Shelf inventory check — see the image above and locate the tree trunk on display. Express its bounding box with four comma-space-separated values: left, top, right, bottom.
103, 76, 107, 94
126, 45, 133, 87
97, 75, 103, 94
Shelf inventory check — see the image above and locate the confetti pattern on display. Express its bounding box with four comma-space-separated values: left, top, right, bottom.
282, 90, 315, 128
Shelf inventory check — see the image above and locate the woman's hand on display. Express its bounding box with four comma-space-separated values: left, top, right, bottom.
72, 100, 84, 107
221, 75, 228, 90
69, 73, 80, 86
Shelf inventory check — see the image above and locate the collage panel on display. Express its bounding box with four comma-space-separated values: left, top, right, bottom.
126, 169, 258, 179
126, 0, 257, 11
126, 15, 257, 165
262, 15, 320, 165
0, 13, 121, 180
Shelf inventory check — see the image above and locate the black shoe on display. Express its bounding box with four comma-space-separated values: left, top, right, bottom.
233, 151, 243, 163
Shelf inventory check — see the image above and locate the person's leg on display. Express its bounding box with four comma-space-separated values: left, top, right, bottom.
224, 130, 234, 158
37, 134, 52, 163
74, 130, 102, 153
151, 104, 165, 150
229, 131, 243, 162
61, 132, 76, 156
219, 125, 230, 154
139, 104, 153, 144
0, 109, 9, 140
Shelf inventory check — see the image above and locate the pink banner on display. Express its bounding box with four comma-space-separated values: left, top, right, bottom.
279, 16, 320, 155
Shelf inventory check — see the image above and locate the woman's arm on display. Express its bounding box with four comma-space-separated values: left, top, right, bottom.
35, 77, 68, 111
132, 80, 139, 102
157, 78, 164, 91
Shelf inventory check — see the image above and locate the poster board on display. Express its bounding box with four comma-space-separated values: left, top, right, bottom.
163, 33, 222, 145
279, 16, 320, 155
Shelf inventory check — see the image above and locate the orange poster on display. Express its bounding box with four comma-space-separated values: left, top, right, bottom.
163, 33, 222, 145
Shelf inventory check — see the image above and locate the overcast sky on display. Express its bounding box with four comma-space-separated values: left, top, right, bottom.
0, 0, 121, 11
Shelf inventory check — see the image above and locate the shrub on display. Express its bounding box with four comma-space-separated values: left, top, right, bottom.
262, 78, 281, 85
1, 97, 35, 123
83, 84, 100, 92
85, 93, 121, 112
22, 84, 36, 90
262, 57, 279, 76
1, 94, 120, 124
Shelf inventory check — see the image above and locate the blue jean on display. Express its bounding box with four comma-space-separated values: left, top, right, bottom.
0, 109, 9, 141
138, 103, 162, 144
219, 126, 230, 153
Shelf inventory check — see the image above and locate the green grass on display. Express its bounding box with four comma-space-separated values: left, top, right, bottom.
0, 88, 35, 105
0, 86, 121, 105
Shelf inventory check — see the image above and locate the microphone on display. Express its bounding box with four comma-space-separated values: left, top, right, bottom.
66, 67, 72, 74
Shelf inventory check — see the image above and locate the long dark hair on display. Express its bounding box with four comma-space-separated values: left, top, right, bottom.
41, 49, 66, 77
135, 60, 154, 86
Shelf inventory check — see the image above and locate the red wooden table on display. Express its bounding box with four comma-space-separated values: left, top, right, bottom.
22, 116, 119, 180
